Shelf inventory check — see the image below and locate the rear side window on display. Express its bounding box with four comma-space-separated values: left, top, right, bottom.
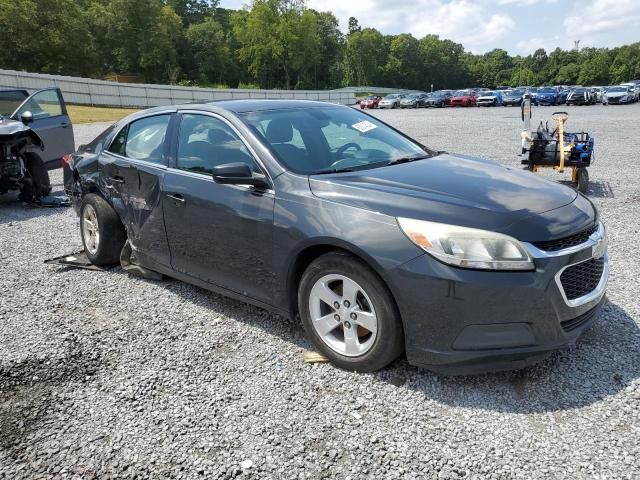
0, 90, 28, 116
108, 114, 170, 164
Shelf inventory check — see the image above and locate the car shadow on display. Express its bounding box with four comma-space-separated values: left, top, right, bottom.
154, 275, 638, 414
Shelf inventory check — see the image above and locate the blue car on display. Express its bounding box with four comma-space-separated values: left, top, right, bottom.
536, 87, 562, 106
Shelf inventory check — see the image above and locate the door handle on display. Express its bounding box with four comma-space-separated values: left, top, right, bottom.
166, 193, 185, 204
110, 176, 125, 184
61, 122, 69, 128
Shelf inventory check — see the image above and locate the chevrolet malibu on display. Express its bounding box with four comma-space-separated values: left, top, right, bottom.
64, 100, 608, 374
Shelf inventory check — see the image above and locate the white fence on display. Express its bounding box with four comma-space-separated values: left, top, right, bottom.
0, 69, 357, 108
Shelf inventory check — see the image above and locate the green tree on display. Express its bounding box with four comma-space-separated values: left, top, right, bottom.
167, 0, 218, 26
186, 18, 227, 84
554, 63, 580, 85
344, 28, 387, 86
0, 0, 96, 76
383, 34, 422, 89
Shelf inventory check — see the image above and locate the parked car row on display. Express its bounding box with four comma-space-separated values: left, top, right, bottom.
356, 80, 640, 110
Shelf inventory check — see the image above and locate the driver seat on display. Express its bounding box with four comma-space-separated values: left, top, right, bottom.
265, 118, 309, 170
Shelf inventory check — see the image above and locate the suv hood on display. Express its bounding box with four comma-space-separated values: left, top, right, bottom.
0, 117, 43, 145
309, 153, 592, 241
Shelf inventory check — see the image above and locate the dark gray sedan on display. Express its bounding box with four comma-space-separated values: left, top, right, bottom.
64, 100, 608, 374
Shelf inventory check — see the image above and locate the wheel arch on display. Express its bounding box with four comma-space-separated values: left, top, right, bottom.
285, 239, 403, 322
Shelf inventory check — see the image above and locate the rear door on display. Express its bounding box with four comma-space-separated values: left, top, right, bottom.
101, 113, 174, 268
13, 88, 75, 169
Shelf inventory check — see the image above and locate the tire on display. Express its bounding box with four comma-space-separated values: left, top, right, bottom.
20, 152, 51, 201
80, 193, 127, 266
576, 168, 589, 194
298, 251, 404, 372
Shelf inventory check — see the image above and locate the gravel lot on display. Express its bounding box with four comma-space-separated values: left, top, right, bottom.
1, 105, 639, 479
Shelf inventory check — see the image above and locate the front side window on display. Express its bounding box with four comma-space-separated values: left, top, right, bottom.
177, 114, 258, 175
15, 89, 63, 119
240, 106, 429, 174
108, 114, 170, 164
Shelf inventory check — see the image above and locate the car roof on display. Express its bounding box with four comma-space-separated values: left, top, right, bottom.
204, 99, 343, 113
0, 88, 28, 93
120, 100, 345, 123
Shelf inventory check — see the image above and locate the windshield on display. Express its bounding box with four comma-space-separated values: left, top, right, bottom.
240, 106, 430, 175
509, 89, 525, 96
0, 90, 28, 117
539, 87, 556, 93
383, 94, 399, 100
453, 90, 470, 96
480, 91, 496, 96
607, 86, 627, 92
573, 88, 586, 94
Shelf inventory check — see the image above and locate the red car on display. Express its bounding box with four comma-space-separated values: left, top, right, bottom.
448, 89, 478, 107
360, 96, 381, 109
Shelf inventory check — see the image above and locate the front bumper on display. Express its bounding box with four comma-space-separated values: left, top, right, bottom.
390, 225, 608, 374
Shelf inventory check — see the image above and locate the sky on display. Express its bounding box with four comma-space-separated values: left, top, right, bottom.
218, 0, 640, 55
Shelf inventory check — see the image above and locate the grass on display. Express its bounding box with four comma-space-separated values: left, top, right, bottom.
66, 104, 139, 124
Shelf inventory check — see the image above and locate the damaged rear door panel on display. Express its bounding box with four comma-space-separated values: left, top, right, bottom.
99, 112, 174, 268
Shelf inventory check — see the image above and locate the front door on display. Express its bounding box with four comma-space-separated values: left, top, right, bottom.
13, 88, 75, 169
162, 112, 276, 304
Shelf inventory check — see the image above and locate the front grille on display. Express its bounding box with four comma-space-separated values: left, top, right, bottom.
561, 302, 602, 332
560, 258, 605, 300
533, 224, 597, 252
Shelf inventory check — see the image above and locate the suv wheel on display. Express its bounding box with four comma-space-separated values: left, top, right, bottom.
80, 193, 127, 266
298, 252, 404, 372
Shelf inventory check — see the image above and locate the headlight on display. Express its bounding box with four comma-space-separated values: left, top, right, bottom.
397, 218, 534, 270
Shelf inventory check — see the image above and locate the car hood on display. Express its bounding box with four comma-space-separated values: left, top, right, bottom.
309, 153, 591, 241
0, 117, 43, 145
477, 95, 496, 100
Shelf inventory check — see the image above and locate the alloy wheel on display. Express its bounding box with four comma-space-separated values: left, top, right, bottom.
308, 274, 378, 357
82, 204, 100, 255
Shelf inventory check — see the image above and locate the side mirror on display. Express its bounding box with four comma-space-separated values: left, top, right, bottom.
20, 110, 33, 125
212, 162, 270, 190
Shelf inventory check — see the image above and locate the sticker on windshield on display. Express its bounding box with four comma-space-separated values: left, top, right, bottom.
351, 120, 377, 133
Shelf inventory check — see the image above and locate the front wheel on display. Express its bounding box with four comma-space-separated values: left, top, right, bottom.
80, 193, 127, 266
298, 252, 404, 372
19, 153, 51, 202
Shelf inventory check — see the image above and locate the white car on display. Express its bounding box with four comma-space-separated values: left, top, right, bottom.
620, 83, 640, 102
378, 94, 404, 109
476, 91, 502, 107
590, 87, 605, 103
603, 86, 634, 105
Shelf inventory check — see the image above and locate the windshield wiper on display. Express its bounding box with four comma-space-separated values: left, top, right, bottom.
385, 154, 431, 166
313, 167, 356, 175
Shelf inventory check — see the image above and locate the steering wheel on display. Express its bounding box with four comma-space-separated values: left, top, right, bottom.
335, 142, 362, 156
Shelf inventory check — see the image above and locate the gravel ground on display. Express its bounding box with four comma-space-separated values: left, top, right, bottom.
1, 106, 639, 479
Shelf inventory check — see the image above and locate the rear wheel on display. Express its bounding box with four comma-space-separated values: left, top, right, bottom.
575, 168, 589, 194
80, 193, 127, 266
298, 252, 404, 372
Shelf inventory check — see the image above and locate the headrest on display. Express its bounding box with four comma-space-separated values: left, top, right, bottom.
208, 127, 234, 145
265, 118, 293, 144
